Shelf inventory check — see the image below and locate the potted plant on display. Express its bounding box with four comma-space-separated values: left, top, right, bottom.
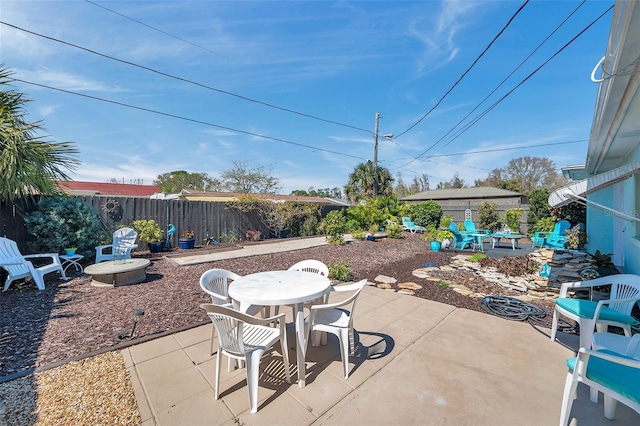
133, 219, 164, 253
179, 229, 196, 249
245, 230, 261, 241
421, 227, 453, 252
64, 247, 77, 256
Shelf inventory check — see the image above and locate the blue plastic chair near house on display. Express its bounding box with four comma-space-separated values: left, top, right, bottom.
531, 220, 571, 249
449, 222, 475, 250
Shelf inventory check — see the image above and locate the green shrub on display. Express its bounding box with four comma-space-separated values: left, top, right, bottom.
528, 216, 555, 237
320, 210, 348, 245
368, 224, 379, 235
24, 196, 102, 256
503, 208, 522, 232
435, 280, 449, 288
385, 223, 404, 239
410, 201, 442, 228
352, 230, 366, 240
328, 259, 351, 281
439, 215, 454, 228
468, 252, 487, 262
478, 202, 501, 232
132, 219, 164, 244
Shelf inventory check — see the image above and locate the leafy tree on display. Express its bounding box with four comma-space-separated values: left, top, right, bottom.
476, 156, 567, 195
0, 66, 79, 202
154, 170, 220, 193
410, 201, 442, 228
24, 196, 102, 256
344, 161, 393, 202
436, 173, 465, 189
226, 194, 311, 237
409, 173, 430, 193
290, 187, 342, 198
220, 160, 281, 194
527, 188, 551, 229
478, 201, 501, 232
393, 173, 410, 198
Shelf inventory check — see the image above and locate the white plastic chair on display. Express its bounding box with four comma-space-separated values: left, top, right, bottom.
550, 274, 640, 350
559, 347, 640, 425
199, 269, 263, 355
305, 279, 367, 380
200, 304, 291, 414
95, 227, 138, 263
0, 237, 67, 291
288, 259, 329, 277
274, 260, 330, 319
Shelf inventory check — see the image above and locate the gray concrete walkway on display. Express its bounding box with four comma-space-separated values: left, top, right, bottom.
123, 285, 639, 425
169, 236, 332, 266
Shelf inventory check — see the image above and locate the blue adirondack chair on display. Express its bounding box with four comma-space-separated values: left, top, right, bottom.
531, 220, 571, 249
463, 220, 491, 242
449, 222, 475, 250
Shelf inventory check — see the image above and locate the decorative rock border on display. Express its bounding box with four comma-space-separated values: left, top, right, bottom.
371, 249, 600, 301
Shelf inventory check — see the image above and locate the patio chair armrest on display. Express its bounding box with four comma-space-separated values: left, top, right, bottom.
579, 348, 640, 369
0, 257, 26, 266
593, 297, 640, 322
559, 280, 603, 297
23, 253, 61, 266
95, 244, 113, 252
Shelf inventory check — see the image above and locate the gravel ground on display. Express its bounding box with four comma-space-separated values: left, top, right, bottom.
0, 233, 554, 425
1, 233, 552, 377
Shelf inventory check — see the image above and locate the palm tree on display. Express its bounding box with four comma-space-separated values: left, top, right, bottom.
344, 161, 393, 203
0, 66, 79, 202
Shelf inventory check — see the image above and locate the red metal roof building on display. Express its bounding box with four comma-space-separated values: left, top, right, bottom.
58, 181, 161, 197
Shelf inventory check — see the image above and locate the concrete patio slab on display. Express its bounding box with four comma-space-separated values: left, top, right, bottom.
123, 285, 640, 425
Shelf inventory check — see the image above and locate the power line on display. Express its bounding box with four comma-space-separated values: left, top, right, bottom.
427, 139, 586, 157
397, 4, 613, 170
393, 0, 530, 139
12, 77, 368, 162
84, 0, 243, 64
411, 1, 587, 161
0, 21, 372, 135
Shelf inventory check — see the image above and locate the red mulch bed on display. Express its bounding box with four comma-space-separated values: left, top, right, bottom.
0, 233, 553, 378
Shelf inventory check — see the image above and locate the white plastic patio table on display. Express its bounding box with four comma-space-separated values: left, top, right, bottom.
228, 270, 331, 388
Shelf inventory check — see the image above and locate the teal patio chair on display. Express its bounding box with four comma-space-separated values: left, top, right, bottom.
401, 217, 425, 233
448, 222, 475, 250
531, 219, 570, 249
463, 220, 491, 246
550, 274, 640, 351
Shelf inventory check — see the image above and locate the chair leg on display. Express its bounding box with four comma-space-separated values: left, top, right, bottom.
603, 394, 619, 420
210, 325, 216, 356
590, 387, 599, 403
550, 310, 559, 342
559, 372, 578, 426
246, 350, 264, 414
214, 351, 222, 400
339, 329, 350, 379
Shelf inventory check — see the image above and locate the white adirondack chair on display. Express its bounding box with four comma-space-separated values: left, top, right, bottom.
95, 227, 138, 263
0, 237, 67, 291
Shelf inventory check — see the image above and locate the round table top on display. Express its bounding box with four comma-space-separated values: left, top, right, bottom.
84, 258, 150, 275
229, 270, 331, 306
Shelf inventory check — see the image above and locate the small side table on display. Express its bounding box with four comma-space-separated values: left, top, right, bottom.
60, 254, 84, 274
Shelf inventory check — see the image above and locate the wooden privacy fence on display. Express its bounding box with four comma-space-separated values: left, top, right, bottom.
1, 196, 293, 252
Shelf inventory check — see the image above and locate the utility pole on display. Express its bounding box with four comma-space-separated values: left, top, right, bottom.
373, 112, 380, 196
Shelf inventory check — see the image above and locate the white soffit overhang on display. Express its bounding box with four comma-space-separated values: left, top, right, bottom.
549, 161, 640, 207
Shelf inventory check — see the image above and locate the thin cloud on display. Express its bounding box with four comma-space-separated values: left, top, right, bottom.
16, 68, 125, 93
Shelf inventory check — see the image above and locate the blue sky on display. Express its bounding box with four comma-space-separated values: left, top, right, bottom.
1, 0, 613, 195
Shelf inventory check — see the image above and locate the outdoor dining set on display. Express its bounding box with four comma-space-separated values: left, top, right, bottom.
198, 260, 367, 413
